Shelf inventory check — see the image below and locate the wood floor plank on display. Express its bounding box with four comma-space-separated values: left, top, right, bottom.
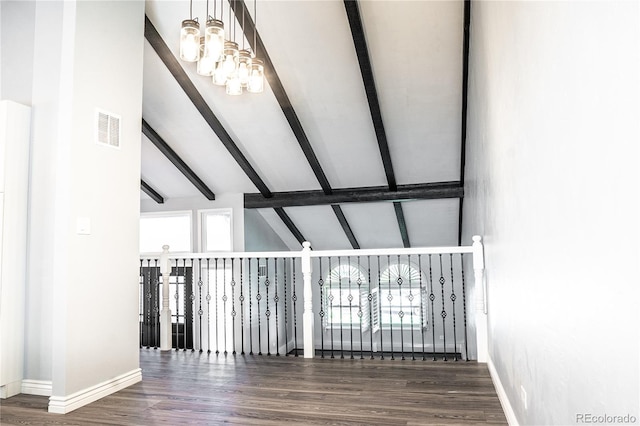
0, 349, 506, 425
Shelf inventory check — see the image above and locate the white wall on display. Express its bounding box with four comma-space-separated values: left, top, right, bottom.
10, 0, 146, 412
0, 1, 36, 104
244, 209, 289, 252
462, 1, 639, 424
140, 193, 245, 252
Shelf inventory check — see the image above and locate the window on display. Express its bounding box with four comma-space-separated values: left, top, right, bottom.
323, 260, 428, 331
322, 261, 370, 328
139, 211, 192, 253
199, 209, 232, 252
377, 262, 428, 330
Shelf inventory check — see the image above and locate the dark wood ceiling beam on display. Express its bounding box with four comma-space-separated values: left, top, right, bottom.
144, 15, 272, 198
393, 202, 410, 248
230, 1, 363, 249
229, 0, 332, 194
344, 0, 412, 247
343, 0, 397, 192
142, 119, 216, 200
274, 207, 306, 245
141, 179, 164, 204
457, 0, 471, 246
331, 205, 360, 249
245, 182, 463, 209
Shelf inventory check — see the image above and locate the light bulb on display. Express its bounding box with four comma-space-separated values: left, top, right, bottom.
180, 19, 200, 62
238, 50, 252, 87
247, 59, 264, 93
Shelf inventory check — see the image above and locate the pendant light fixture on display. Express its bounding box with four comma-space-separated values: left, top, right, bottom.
180, 0, 200, 62
247, 0, 264, 93
179, 0, 264, 96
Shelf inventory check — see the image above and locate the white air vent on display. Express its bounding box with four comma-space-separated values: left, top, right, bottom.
96, 109, 121, 148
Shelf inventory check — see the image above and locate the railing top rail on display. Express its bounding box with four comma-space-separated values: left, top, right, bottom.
139, 244, 474, 261
308, 246, 473, 258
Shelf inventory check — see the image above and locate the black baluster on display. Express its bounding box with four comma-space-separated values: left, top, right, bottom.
284, 258, 288, 356
256, 258, 262, 355
249, 258, 254, 355
139, 260, 144, 348
222, 258, 228, 356
449, 254, 458, 361
328, 257, 334, 359
183, 258, 188, 351
388, 255, 394, 360
292, 260, 298, 357
368, 256, 374, 360
174, 261, 179, 351
428, 255, 436, 361
214, 258, 219, 355
348, 256, 354, 359
418, 255, 426, 361
146, 259, 151, 349
189, 259, 195, 351
206, 259, 212, 354
439, 254, 447, 361
378, 256, 383, 360
265, 259, 271, 356
338, 257, 344, 359
357, 256, 364, 360
198, 258, 203, 353
318, 257, 325, 358
274, 259, 280, 356
231, 259, 237, 355
460, 254, 469, 361
240, 258, 245, 355
398, 255, 405, 360
154, 259, 160, 350
408, 255, 415, 361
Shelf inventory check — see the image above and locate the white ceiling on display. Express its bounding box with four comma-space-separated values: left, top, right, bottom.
141, 0, 465, 250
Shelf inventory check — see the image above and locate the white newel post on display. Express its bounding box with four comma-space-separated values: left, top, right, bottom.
159, 245, 172, 351
472, 235, 488, 363
301, 241, 314, 358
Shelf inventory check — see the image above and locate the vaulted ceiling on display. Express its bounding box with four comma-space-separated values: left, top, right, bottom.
140, 0, 469, 250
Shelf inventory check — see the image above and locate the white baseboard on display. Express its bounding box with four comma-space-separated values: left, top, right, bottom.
48, 368, 141, 414
487, 356, 519, 426
0, 380, 22, 399
22, 380, 52, 396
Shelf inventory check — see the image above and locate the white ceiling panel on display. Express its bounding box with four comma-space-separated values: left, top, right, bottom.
402, 199, 460, 247
339, 202, 403, 249
141, 135, 204, 199
251, 0, 388, 189
360, 1, 463, 184
284, 205, 352, 250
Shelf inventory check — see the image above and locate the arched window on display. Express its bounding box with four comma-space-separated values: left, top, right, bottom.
322, 261, 369, 328
375, 261, 428, 330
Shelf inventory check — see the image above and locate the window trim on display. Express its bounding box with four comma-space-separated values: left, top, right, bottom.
197, 208, 233, 252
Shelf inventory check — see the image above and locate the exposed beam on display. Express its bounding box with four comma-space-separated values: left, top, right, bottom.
344, 0, 412, 247
141, 179, 164, 204
245, 182, 463, 209
142, 119, 216, 201
331, 205, 360, 249
274, 207, 306, 245
457, 0, 471, 246
393, 202, 410, 248
343, 0, 397, 191
144, 15, 272, 198
229, 1, 332, 194
230, 1, 363, 249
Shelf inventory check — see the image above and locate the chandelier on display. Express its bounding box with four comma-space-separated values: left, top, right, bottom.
180, 0, 264, 95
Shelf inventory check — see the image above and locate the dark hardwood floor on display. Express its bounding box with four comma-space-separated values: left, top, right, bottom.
1, 349, 506, 425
